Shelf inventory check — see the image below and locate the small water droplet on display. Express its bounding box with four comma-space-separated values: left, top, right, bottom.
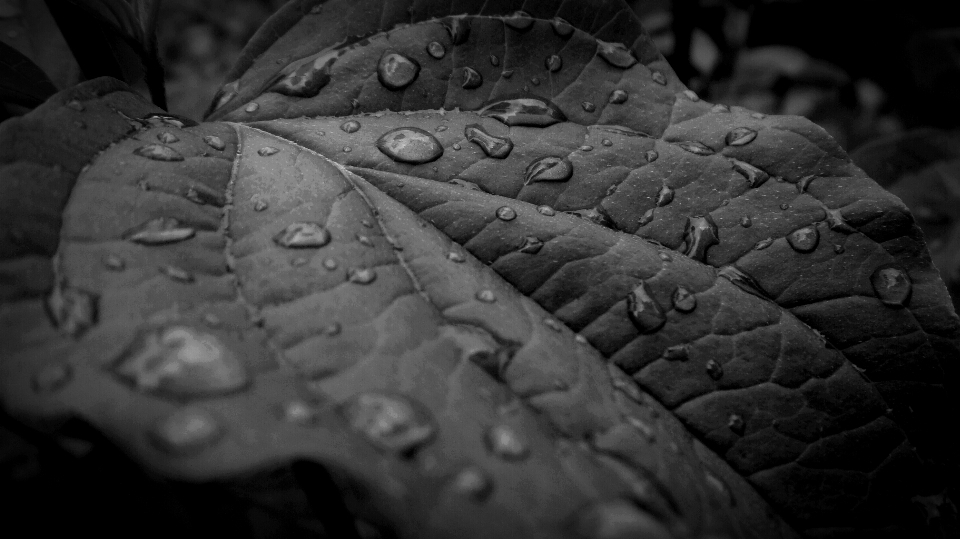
650, 72, 668, 87
725, 127, 757, 146
203, 135, 225, 151
544, 318, 563, 332
833, 244, 845, 254
796, 174, 817, 194
676, 141, 714, 156
638, 208, 655, 227
442, 16, 471, 44
488, 54, 500, 66
253, 199, 269, 212
787, 225, 819, 253
343, 392, 435, 454
751, 112, 766, 120
659, 344, 688, 361
452, 143, 462, 150
645, 150, 659, 163
452, 466, 493, 500
150, 407, 223, 455
157, 132, 179, 144
658, 252, 671, 262
476, 289, 496, 303
871, 265, 912, 307
160, 265, 194, 283
427, 41, 446, 59
461, 66, 483, 89
356, 234, 374, 247
212, 84, 237, 111
323, 321, 342, 336
273, 222, 331, 249
525, 156, 573, 184
348, 267, 377, 284
464, 123, 513, 158
66, 100, 84, 111
245, 103, 259, 113
626, 280, 666, 334
609, 89, 628, 104
124, 217, 196, 245
504, 11, 534, 31
447, 251, 466, 263
683, 89, 700, 101
718, 265, 768, 300
376, 127, 444, 164
519, 236, 544, 254
342, 146, 352, 152
529, 77, 540, 86
280, 400, 318, 425
596, 40, 637, 68
825, 207, 856, 233
485, 424, 529, 460
581, 100, 596, 112
323, 258, 338, 270
682, 215, 720, 262
656, 185, 674, 207
479, 97, 567, 127
550, 16, 574, 36
712, 103, 731, 113
779, 203, 790, 210
705, 359, 724, 380
449, 178, 483, 191
378, 52, 420, 90
600, 139, 613, 148
258, 146, 279, 156
545, 54, 563, 72
340, 120, 360, 133
728, 414, 745, 435
501, 70, 513, 78
134, 144, 184, 162
575, 334, 588, 344
537, 205, 556, 216
755, 237, 774, 250
730, 159, 769, 188
739, 215, 752, 228
102, 254, 125, 271
672, 287, 696, 313
581, 145, 594, 152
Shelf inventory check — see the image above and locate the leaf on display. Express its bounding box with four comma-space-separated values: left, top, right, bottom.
0, 41, 58, 107
0, 0, 82, 95
1, 0, 958, 537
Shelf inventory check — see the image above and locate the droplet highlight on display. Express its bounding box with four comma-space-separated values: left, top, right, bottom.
787, 225, 819, 253
871, 265, 912, 307
377, 52, 420, 90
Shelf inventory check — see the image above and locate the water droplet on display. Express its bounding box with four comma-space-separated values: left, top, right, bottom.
544, 318, 563, 332
718, 265, 768, 300
280, 400, 319, 425
479, 96, 567, 127
751, 112, 766, 120
658, 252, 671, 262
134, 144, 184, 162
376, 127, 444, 164
626, 281, 666, 334
269, 50, 337, 97
150, 407, 223, 455
442, 17, 471, 44
730, 159, 769, 188
712, 103, 731, 113
378, 52, 420, 90
452, 466, 493, 501
525, 156, 573, 184
529, 77, 540, 86
203, 135, 225, 151
550, 15, 574, 36
569, 207, 614, 228
581, 100, 596, 112
796, 174, 817, 194
427, 41, 446, 59
343, 392, 435, 454
449, 178, 483, 191
340, 120, 360, 133
825, 207, 856, 233
545, 54, 563, 72
66, 100, 84, 111
833, 244, 845, 254
676, 141, 714, 156
245, 103, 259, 113
102, 254, 125, 271
356, 234, 374, 247
645, 150, 658, 163
871, 265, 912, 307
581, 145, 594, 152
496, 207, 517, 221
124, 217, 195, 245
656, 185, 674, 207
638, 208, 655, 227
476, 289, 496, 303
464, 123, 513, 158
755, 237, 774, 250
728, 414, 745, 435
575, 334, 588, 344
596, 40, 637, 68
779, 203, 790, 210
705, 359, 724, 380
348, 267, 377, 284
157, 132, 179, 144
254, 199, 268, 211
609, 89, 628, 104
452, 143, 462, 150
739, 215, 752, 228
725, 127, 757, 146
160, 265, 194, 283
787, 225, 819, 253
683, 89, 700, 101
504, 11, 534, 31
519, 236, 544, 254
447, 251, 465, 263
575, 499, 670, 539
273, 222, 331, 249
537, 205, 556, 216
115, 324, 248, 397
485, 424, 529, 460
682, 215, 719, 262
501, 70, 513, 78
323, 258, 338, 270
489, 54, 500, 66
672, 287, 696, 313
323, 322, 342, 336
212, 86, 237, 112
258, 146, 279, 156
139, 113, 195, 129
461, 66, 483, 89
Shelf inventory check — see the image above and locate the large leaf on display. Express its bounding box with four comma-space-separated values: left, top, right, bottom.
2, 0, 958, 537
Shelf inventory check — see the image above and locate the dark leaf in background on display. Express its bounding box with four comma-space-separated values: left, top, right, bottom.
0, 41, 57, 108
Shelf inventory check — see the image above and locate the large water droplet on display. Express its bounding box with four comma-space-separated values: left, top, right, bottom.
656, 185, 674, 207
46, 282, 97, 338
596, 40, 637, 68
464, 123, 513, 158
609, 89, 628, 104
150, 407, 223, 455
671, 286, 696, 313
537, 205, 556, 216
626, 280, 666, 334
269, 51, 336, 97
525, 156, 573, 184
273, 222, 331, 249
552, 16, 574, 37
504, 11, 534, 31
452, 466, 493, 501
676, 141, 714, 156
115, 325, 248, 397
340, 120, 360, 133
124, 217, 196, 245
519, 236, 544, 254
730, 159, 769, 188
496, 206, 517, 221
787, 225, 819, 253
442, 16, 471, 44
258, 146, 279, 156
575, 499, 672, 539
705, 359, 724, 380
461, 67, 483, 89
545, 54, 563, 72
871, 265, 912, 307
203, 135, 225, 151
343, 392, 435, 454
728, 414, 745, 435
426, 41, 446, 59
378, 52, 420, 90
479, 96, 566, 127
725, 127, 757, 146
134, 144, 183, 162
718, 265, 768, 300
348, 267, 377, 284
825, 207, 856, 233
485, 424, 529, 460
376, 127, 444, 164
682, 215, 719, 262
